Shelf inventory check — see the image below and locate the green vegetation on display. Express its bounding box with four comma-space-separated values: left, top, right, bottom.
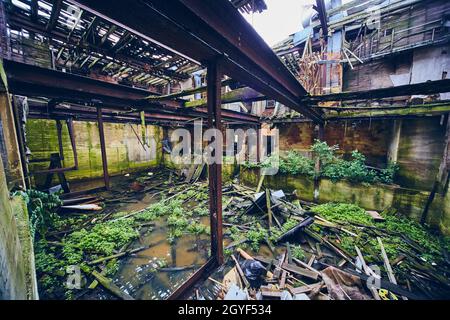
246, 225, 268, 251
19, 189, 63, 240
291, 245, 306, 260
279, 151, 315, 176
312, 140, 399, 184
310, 203, 450, 265
243, 140, 399, 184
31, 188, 211, 299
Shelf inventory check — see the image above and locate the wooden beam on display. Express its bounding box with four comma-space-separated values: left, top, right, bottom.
100, 25, 116, 46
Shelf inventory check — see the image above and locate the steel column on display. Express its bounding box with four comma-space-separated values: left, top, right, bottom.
256, 124, 261, 163
207, 60, 224, 265
97, 106, 110, 190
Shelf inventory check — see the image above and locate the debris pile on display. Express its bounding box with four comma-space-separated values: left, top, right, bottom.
204, 184, 450, 300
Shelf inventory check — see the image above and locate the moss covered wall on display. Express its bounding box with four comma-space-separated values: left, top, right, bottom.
26, 119, 162, 186
396, 117, 446, 190
0, 154, 38, 299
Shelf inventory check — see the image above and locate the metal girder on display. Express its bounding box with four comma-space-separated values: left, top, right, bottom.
314, 0, 329, 38
2, 59, 166, 107
4, 60, 260, 124
185, 86, 266, 108
66, 0, 323, 123
97, 106, 110, 190
303, 79, 450, 103
206, 60, 224, 266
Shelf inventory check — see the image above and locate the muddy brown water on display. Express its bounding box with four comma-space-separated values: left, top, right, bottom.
82, 175, 210, 300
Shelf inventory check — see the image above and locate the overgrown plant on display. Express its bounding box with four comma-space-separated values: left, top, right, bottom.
19, 189, 62, 240
243, 140, 399, 184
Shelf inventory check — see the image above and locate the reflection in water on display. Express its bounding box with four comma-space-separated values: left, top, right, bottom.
110, 214, 210, 300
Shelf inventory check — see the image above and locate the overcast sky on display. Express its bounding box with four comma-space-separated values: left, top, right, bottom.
243, 0, 316, 46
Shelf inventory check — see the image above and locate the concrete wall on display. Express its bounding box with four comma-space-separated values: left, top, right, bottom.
0, 93, 25, 190
26, 119, 163, 187
396, 117, 446, 190
0, 154, 38, 299
277, 120, 390, 167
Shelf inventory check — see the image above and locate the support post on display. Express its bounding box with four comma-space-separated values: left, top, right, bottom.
206, 59, 223, 265
313, 124, 324, 202
256, 124, 261, 163
56, 120, 64, 161
388, 120, 402, 164
67, 118, 78, 169
97, 106, 110, 190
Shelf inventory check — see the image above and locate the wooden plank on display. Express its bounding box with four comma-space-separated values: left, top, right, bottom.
231, 254, 250, 288
266, 188, 272, 232
366, 210, 385, 222
91, 270, 134, 300
281, 263, 319, 281
279, 271, 287, 289
289, 282, 322, 295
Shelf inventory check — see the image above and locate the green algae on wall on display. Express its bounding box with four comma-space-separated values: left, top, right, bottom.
0, 154, 38, 299
26, 119, 163, 187
396, 117, 446, 190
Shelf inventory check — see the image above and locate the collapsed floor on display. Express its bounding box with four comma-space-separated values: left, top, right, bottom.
28, 167, 450, 300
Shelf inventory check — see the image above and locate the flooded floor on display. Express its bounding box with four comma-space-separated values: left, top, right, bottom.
114, 214, 210, 300
72, 171, 212, 300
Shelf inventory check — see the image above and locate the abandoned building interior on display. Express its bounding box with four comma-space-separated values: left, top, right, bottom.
0, 0, 450, 301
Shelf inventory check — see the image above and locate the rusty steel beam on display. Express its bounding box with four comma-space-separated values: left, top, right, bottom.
2, 59, 163, 107
184, 86, 266, 108
314, 0, 329, 38
207, 60, 224, 266
66, 0, 323, 123
97, 106, 110, 190
4, 60, 260, 124
67, 118, 79, 169
167, 60, 226, 300
303, 79, 450, 103
26, 96, 259, 125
